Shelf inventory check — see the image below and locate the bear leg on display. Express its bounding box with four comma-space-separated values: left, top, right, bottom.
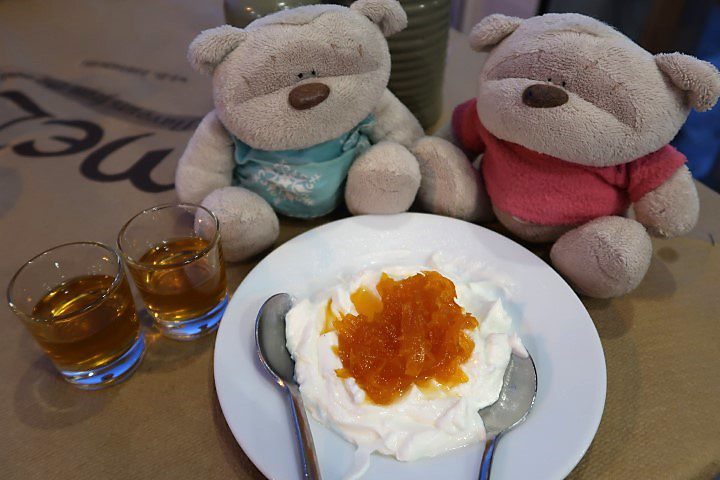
550, 216, 652, 298
344, 141, 421, 215
201, 186, 279, 262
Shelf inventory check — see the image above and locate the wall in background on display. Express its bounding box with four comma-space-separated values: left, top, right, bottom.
545, 0, 714, 54
451, 0, 538, 33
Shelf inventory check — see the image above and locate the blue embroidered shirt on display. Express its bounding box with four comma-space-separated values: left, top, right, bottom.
231, 115, 376, 218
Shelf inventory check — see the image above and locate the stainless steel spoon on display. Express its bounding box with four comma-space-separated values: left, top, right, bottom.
256, 293, 322, 480
478, 352, 537, 480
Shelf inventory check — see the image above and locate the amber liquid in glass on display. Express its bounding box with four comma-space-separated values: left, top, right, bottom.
30, 274, 140, 371
129, 237, 227, 322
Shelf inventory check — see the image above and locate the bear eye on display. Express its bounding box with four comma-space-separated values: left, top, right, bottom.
547, 77, 552, 82
561, 81, 567, 87
311, 70, 317, 76
298, 73, 303, 79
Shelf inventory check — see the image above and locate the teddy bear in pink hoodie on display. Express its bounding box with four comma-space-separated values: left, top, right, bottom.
413, 13, 720, 298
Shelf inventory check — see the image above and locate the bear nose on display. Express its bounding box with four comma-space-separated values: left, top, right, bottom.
288, 82, 330, 110
522, 84, 568, 108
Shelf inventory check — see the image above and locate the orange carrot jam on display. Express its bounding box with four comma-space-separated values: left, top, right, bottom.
328, 271, 478, 405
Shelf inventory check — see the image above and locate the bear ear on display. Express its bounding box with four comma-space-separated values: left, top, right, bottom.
470, 14, 522, 52
351, 0, 407, 37
655, 53, 720, 112
188, 25, 247, 75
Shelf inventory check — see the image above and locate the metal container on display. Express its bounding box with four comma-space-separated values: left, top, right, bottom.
328, 0, 452, 129
387, 0, 451, 130
224, 0, 321, 28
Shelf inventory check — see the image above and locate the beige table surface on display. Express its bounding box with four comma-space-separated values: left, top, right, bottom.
1, 2, 719, 478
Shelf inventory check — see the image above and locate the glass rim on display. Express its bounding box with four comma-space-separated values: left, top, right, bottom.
116, 202, 221, 270
6, 241, 124, 323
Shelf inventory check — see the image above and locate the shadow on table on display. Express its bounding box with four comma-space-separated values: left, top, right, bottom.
630, 253, 678, 300
209, 376, 266, 480
13, 356, 111, 429
580, 251, 678, 340
572, 252, 679, 478
583, 298, 633, 340
569, 299, 642, 479
134, 312, 215, 374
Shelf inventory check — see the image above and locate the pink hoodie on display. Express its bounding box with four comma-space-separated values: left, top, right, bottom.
453, 99, 687, 226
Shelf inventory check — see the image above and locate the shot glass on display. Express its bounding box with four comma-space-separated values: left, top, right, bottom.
7, 242, 146, 389
117, 203, 228, 340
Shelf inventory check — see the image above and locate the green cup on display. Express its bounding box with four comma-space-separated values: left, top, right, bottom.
387, 0, 451, 130
224, 0, 322, 27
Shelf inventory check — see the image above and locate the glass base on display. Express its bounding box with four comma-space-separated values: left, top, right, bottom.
59, 333, 146, 390
155, 294, 228, 341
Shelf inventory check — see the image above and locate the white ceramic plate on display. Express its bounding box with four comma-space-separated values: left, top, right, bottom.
214, 213, 606, 480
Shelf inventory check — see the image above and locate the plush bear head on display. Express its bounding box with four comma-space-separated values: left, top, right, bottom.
187, 0, 406, 151
470, 13, 720, 167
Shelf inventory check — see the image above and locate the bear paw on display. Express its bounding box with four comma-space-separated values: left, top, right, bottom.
345, 141, 421, 215
634, 166, 699, 238
412, 136, 492, 222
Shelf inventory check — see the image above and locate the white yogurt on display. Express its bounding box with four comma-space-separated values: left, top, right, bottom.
285, 258, 526, 479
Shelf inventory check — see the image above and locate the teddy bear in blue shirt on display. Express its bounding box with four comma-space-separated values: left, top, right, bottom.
176, 0, 424, 261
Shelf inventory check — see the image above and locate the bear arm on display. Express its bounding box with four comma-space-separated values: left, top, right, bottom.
451, 99, 486, 157
369, 89, 424, 148
633, 165, 699, 238
175, 110, 235, 204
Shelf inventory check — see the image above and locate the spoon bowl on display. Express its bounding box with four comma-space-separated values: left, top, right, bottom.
256, 293, 322, 480
478, 352, 537, 479
256, 293, 295, 386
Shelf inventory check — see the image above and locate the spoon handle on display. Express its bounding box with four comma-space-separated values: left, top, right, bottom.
287, 384, 322, 480
479, 433, 502, 480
